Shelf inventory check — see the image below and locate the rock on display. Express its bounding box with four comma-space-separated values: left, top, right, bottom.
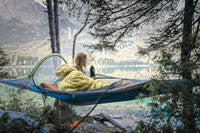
0, 112, 33, 133
0, 110, 38, 127
84, 124, 101, 131
104, 121, 114, 128
125, 125, 132, 132
109, 114, 122, 119
32, 129, 41, 133
41, 123, 56, 133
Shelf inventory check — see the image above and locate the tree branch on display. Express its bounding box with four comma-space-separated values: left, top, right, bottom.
111, 0, 140, 14
72, 9, 91, 64
193, 16, 200, 46
112, 0, 162, 45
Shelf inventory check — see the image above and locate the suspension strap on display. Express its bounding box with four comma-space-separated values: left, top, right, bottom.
59, 99, 62, 123
69, 81, 118, 133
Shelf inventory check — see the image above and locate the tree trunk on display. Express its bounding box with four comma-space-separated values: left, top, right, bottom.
181, 0, 195, 132
54, 0, 60, 54
47, 0, 56, 53
72, 10, 90, 64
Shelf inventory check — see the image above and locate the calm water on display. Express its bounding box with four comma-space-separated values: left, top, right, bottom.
5, 65, 153, 80
1, 65, 152, 118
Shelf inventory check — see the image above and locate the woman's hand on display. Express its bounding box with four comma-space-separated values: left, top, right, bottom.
91, 76, 96, 80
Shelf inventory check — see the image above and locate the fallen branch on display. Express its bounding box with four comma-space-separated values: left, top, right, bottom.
92, 113, 127, 131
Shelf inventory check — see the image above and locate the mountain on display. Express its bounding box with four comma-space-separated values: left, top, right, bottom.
0, 0, 47, 25
0, 0, 75, 44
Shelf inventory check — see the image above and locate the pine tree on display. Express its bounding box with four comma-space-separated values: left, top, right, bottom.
87, 0, 200, 131
54, 0, 61, 53
46, 0, 56, 53
0, 48, 11, 79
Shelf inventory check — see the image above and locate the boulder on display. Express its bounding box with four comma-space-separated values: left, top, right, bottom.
0, 110, 38, 127
84, 124, 101, 131
0, 111, 34, 133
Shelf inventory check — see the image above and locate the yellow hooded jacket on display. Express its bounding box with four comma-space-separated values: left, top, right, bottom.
55, 64, 111, 91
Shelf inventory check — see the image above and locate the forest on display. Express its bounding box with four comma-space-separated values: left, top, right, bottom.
0, 0, 200, 132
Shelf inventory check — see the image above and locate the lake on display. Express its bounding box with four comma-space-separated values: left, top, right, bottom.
4, 65, 154, 80
0, 65, 153, 123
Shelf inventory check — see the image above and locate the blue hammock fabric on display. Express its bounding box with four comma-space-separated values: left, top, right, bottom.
0, 77, 197, 105
0, 77, 148, 105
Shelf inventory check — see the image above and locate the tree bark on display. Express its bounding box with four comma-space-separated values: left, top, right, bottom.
47, 0, 56, 53
181, 0, 195, 132
54, 0, 60, 54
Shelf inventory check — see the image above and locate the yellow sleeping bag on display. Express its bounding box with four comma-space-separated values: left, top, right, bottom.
55, 64, 111, 91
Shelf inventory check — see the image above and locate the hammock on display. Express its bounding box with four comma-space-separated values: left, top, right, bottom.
0, 53, 197, 105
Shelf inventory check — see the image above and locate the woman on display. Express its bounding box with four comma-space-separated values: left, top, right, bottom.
41, 52, 110, 91
74, 52, 87, 74
74, 52, 96, 79
54, 52, 110, 91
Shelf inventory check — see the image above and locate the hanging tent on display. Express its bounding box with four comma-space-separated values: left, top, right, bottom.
0, 53, 197, 105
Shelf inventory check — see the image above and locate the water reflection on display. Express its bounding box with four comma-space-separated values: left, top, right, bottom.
96, 66, 148, 74
8, 52, 39, 66
5, 65, 153, 80
96, 66, 153, 80
5, 66, 34, 78
5, 53, 153, 79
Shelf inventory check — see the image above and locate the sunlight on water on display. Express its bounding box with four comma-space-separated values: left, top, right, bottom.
95, 65, 154, 80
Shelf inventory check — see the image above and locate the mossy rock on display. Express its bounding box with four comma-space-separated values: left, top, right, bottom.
0, 112, 33, 133
2, 118, 32, 133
